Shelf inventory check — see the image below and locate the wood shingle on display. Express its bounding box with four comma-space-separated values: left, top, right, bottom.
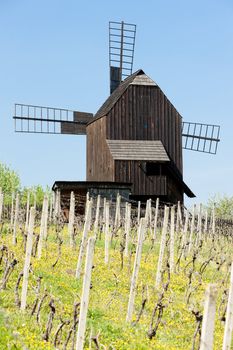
106, 140, 170, 161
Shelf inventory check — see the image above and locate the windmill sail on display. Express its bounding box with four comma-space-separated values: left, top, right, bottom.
182, 121, 220, 154
109, 21, 136, 94
13, 103, 93, 135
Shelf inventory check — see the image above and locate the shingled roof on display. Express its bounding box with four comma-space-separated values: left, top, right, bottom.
106, 140, 169, 161
88, 69, 157, 125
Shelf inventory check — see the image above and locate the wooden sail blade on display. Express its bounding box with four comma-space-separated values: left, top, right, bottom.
109, 21, 136, 94
182, 121, 220, 154
13, 103, 93, 135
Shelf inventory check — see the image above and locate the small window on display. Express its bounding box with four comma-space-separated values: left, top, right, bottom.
146, 162, 161, 176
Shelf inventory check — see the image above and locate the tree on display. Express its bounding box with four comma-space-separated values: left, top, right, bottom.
207, 194, 233, 220
0, 162, 51, 207
0, 163, 21, 203
21, 185, 51, 208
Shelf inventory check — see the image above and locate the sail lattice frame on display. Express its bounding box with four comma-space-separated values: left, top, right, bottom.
13, 103, 93, 135
109, 21, 136, 93
182, 121, 220, 154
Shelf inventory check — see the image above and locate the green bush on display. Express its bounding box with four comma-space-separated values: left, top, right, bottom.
207, 194, 233, 220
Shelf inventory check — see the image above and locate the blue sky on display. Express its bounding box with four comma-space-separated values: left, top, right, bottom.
0, 0, 232, 205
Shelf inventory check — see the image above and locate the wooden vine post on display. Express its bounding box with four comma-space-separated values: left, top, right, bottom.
75, 236, 95, 350
21, 207, 36, 311
124, 203, 131, 257
53, 190, 56, 222
104, 201, 110, 264
53, 190, 57, 222
12, 193, 19, 245
155, 206, 169, 288
199, 284, 217, 350
68, 191, 75, 247
103, 197, 106, 224
222, 263, 233, 350
137, 200, 141, 225
51, 191, 56, 222
204, 209, 208, 234
148, 198, 152, 232
152, 198, 159, 241
93, 194, 100, 237
84, 192, 90, 218
188, 204, 196, 253
212, 204, 216, 236
75, 200, 92, 278
175, 201, 183, 233
44, 196, 49, 240
126, 218, 146, 322
197, 203, 202, 243
197, 203, 202, 231
49, 193, 53, 223
25, 191, 30, 233
37, 196, 49, 259
114, 193, 121, 229
10, 192, 15, 232
170, 205, 175, 273
181, 209, 189, 258
145, 199, 152, 232
43, 196, 49, 240
54, 189, 61, 222
33, 190, 37, 210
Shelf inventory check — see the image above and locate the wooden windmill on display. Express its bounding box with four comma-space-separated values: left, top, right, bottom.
13, 21, 220, 204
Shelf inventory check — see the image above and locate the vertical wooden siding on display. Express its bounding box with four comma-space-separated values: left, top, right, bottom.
106, 85, 183, 171
86, 117, 114, 181
167, 177, 184, 203
115, 160, 167, 196
105, 84, 183, 197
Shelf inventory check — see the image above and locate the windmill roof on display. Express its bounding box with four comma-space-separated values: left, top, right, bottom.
88, 69, 157, 125
106, 140, 169, 161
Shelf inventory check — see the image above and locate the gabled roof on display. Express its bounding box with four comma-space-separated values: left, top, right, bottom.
88, 69, 157, 125
106, 140, 169, 161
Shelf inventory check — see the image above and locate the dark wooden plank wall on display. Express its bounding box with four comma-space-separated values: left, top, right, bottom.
115, 160, 167, 196
73, 111, 93, 121
61, 112, 93, 135
86, 116, 114, 181
61, 122, 87, 135
167, 177, 184, 203
104, 84, 183, 198
106, 84, 183, 172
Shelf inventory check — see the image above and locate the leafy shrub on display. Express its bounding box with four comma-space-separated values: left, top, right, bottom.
207, 194, 233, 220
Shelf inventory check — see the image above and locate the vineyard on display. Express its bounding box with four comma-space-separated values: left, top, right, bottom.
0, 191, 233, 350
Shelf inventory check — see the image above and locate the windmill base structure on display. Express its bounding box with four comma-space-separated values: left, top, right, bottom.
13, 22, 220, 209
52, 181, 132, 216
